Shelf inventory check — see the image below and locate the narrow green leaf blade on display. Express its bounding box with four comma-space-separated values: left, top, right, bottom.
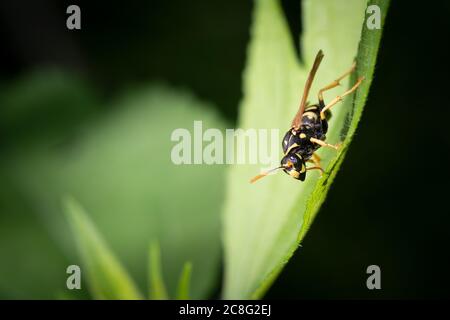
223, 0, 389, 299
297, 0, 391, 241
176, 262, 193, 300
148, 241, 169, 300
223, 0, 303, 299
64, 196, 143, 300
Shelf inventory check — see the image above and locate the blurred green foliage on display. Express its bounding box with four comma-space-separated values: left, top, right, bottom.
0, 71, 228, 299
64, 197, 143, 299
0, 71, 99, 149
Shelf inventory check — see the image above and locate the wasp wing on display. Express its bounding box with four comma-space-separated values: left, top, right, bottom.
291, 50, 324, 129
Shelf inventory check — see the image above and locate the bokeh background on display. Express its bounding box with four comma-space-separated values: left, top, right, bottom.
1, 0, 450, 299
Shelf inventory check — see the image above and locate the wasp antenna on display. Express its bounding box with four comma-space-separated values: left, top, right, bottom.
249, 166, 285, 184
249, 174, 268, 184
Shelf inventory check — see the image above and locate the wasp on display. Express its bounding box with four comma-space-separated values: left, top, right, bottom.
250, 50, 364, 183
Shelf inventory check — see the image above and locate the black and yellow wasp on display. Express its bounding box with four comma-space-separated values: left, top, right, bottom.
251, 50, 364, 183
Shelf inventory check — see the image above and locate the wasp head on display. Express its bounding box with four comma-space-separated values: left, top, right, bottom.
281, 153, 306, 181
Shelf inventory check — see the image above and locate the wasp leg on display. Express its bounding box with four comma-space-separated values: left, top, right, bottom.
320, 77, 364, 119
312, 152, 321, 165
307, 153, 324, 176
306, 165, 324, 176
307, 153, 322, 166
318, 62, 356, 107
310, 137, 340, 150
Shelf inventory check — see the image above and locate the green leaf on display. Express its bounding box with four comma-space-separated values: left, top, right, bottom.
64, 196, 143, 299
223, 0, 389, 299
4, 84, 228, 299
0, 70, 98, 149
0, 178, 69, 299
148, 241, 169, 299
176, 262, 193, 300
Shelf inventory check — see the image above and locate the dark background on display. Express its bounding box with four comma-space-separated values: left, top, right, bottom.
1, 0, 449, 299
